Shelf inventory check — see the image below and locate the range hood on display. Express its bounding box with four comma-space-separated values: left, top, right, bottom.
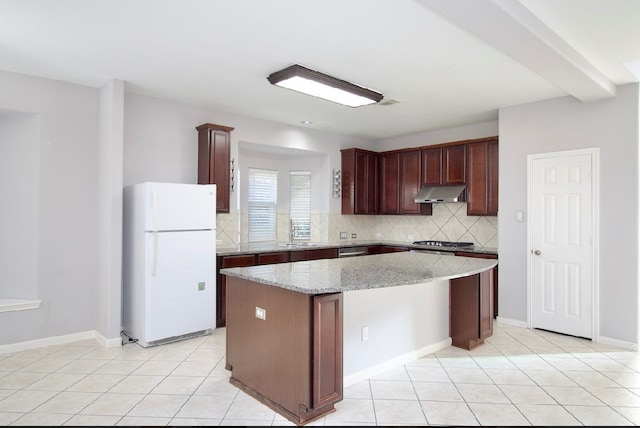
414, 184, 466, 203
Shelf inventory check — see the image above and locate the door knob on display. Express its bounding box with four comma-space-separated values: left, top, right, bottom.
533, 249, 541, 255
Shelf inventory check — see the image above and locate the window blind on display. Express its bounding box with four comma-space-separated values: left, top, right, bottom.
248, 168, 278, 242
290, 171, 311, 241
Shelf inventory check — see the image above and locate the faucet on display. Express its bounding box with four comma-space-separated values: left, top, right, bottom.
289, 219, 297, 244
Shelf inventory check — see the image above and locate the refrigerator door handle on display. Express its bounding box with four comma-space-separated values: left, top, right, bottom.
152, 232, 159, 276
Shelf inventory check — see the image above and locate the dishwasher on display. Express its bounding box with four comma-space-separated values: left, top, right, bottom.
338, 246, 368, 258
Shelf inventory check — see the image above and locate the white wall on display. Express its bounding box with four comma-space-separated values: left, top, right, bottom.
0, 71, 101, 345
96, 80, 125, 341
374, 120, 499, 151
124, 93, 369, 216
343, 280, 450, 386
498, 83, 639, 345
0, 112, 39, 300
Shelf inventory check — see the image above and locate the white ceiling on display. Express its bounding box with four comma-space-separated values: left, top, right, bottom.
1, 0, 639, 140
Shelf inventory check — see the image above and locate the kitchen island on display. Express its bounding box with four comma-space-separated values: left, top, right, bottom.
220, 251, 497, 425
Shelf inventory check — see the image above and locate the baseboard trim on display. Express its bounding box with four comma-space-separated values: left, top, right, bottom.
0, 299, 41, 313
343, 337, 451, 387
0, 330, 122, 355
597, 335, 637, 351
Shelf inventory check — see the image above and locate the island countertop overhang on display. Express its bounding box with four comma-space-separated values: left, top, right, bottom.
220, 252, 498, 295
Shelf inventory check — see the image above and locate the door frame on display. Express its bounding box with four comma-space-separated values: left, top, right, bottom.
526, 148, 600, 341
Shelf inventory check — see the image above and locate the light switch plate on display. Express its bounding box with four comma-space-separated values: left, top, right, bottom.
255, 306, 266, 320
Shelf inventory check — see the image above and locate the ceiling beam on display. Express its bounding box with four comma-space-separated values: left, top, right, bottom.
416, 0, 616, 102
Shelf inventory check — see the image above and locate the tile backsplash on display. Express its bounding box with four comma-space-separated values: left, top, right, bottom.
216, 203, 497, 249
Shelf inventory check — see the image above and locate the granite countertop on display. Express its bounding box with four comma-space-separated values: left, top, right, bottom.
217, 240, 498, 257
220, 251, 498, 295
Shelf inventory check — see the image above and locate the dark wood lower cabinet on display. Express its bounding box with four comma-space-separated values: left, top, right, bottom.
217, 248, 339, 327
225, 276, 342, 425
455, 251, 498, 318
289, 247, 338, 262
450, 270, 493, 350
379, 245, 410, 253
256, 251, 289, 265
216, 254, 257, 327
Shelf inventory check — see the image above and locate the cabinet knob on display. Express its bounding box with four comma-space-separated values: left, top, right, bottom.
533, 249, 541, 255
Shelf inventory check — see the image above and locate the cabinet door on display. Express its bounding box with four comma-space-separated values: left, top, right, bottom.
257, 252, 289, 265
479, 269, 493, 339
341, 149, 379, 215
312, 293, 343, 409
380, 150, 429, 215
443, 144, 466, 185
487, 139, 499, 214
466, 138, 498, 216
399, 150, 424, 214
355, 151, 379, 214
217, 254, 256, 327
289, 248, 338, 262
379, 152, 400, 214
455, 251, 498, 318
366, 245, 382, 255
421, 147, 443, 185
196, 123, 234, 213
380, 246, 410, 253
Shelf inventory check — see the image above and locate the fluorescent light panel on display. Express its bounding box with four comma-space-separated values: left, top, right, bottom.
268, 64, 383, 108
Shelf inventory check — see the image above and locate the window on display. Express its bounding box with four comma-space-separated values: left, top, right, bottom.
248, 168, 277, 242
290, 171, 311, 241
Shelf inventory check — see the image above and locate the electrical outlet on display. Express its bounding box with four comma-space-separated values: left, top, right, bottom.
255, 306, 266, 320
376, 232, 383, 238
361, 326, 369, 341
408, 234, 414, 241
351, 233, 357, 239
340, 232, 347, 239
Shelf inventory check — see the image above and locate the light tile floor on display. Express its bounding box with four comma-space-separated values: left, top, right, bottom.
1, 323, 640, 426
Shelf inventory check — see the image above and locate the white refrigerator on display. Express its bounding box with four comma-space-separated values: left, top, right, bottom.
122, 182, 217, 347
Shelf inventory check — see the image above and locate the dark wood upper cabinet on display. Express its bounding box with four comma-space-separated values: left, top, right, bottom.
400, 150, 428, 214
342, 136, 496, 217
421, 147, 443, 186
341, 148, 379, 214
196, 123, 234, 213
443, 144, 466, 185
380, 149, 431, 215
379, 152, 400, 214
421, 144, 465, 185
466, 137, 499, 216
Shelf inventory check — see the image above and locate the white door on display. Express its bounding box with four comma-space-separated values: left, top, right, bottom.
529, 150, 597, 339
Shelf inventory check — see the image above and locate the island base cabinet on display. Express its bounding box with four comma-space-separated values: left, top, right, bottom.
225, 277, 343, 425
450, 270, 493, 350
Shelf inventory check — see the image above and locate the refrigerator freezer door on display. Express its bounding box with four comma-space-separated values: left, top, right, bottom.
143, 229, 216, 343
144, 182, 216, 231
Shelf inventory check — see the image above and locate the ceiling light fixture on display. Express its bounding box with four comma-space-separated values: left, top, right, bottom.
267, 64, 383, 108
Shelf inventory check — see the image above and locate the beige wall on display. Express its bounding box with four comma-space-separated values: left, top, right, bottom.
217, 205, 498, 249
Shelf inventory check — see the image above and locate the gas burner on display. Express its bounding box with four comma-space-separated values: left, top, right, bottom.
412, 240, 474, 248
